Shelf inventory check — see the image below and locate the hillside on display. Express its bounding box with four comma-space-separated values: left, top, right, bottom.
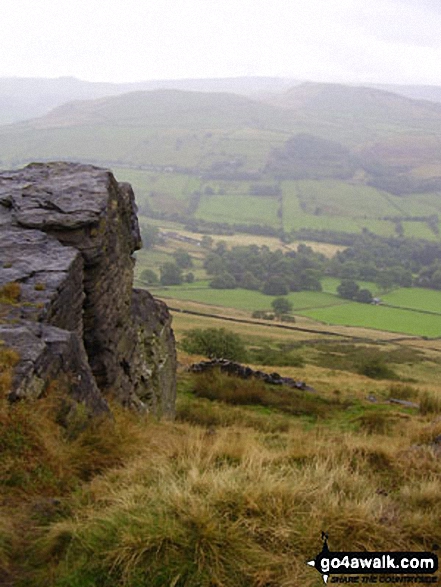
2, 75, 441, 127
0, 76, 299, 125
1, 83, 441, 240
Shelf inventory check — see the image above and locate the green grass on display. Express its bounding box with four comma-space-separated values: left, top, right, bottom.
392, 192, 441, 216
195, 194, 281, 227
296, 180, 400, 218
354, 218, 396, 236
321, 277, 378, 295
402, 220, 439, 240
382, 287, 441, 314
300, 301, 441, 337
154, 282, 341, 312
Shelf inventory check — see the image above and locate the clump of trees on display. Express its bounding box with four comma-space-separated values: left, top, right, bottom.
159, 262, 183, 285
336, 280, 373, 303
140, 269, 159, 285
204, 242, 324, 295
141, 224, 160, 249
271, 297, 293, 317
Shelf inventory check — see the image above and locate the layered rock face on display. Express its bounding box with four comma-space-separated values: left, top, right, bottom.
0, 162, 176, 417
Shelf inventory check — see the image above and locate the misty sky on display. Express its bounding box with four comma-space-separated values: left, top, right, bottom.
2, 0, 441, 85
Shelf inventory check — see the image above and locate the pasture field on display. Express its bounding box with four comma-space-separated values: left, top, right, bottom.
382, 287, 441, 313
152, 282, 340, 312
114, 168, 201, 199
321, 277, 379, 295
283, 208, 363, 233
296, 180, 399, 218
158, 284, 441, 337
299, 301, 441, 337
353, 218, 396, 236
402, 220, 438, 240
391, 191, 441, 216
195, 193, 281, 227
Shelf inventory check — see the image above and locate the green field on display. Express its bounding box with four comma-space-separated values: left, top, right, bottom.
402, 220, 438, 240
195, 194, 281, 227
321, 277, 379, 295
282, 180, 379, 234
149, 276, 441, 337
299, 302, 441, 337
382, 287, 441, 313
151, 282, 340, 312
2, 85, 441, 243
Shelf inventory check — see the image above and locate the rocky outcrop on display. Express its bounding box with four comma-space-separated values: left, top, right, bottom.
0, 162, 176, 417
188, 359, 316, 391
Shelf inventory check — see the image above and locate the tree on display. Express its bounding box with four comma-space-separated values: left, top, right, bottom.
141, 224, 160, 249
173, 249, 193, 269
271, 297, 293, 316
159, 262, 183, 286
376, 272, 395, 293
241, 271, 261, 291
201, 235, 213, 249
185, 272, 195, 283
140, 269, 159, 285
337, 279, 360, 300
203, 253, 225, 275
355, 288, 373, 304
181, 328, 247, 361
210, 272, 236, 289
262, 278, 289, 296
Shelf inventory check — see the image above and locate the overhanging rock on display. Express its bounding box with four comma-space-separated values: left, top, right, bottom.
0, 162, 176, 417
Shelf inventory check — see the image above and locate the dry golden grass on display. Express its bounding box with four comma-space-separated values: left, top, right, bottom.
157, 226, 346, 258
1, 310, 441, 585
28, 409, 441, 586
0, 282, 21, 304
0, 344, 19, 396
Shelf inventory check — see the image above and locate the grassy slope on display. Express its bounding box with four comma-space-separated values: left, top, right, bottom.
1, 320, 441, 586
2, 85, 441, 240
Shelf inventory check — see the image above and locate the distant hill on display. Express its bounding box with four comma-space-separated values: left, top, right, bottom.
34, 89, 285, 129
264, 83, 441, 135
0, 76, 299, 125
3, 83, 441, 178
2, 82, 441, 241
370, 84, 441, 104
2, 75, 441, 126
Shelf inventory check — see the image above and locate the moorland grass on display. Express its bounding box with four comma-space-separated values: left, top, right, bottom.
24, 398, 441, 587
0, 366, 440, 586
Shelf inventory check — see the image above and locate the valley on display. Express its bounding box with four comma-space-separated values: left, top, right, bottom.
1, 78, 441, 586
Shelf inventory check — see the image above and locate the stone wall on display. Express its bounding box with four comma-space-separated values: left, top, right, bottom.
0, 162, 176, 417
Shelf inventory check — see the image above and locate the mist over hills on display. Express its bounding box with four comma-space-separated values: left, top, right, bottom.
2, 81, 441, 180
2, 75, 441, 126
2, 79, 441, 242
0, 76, 298, 125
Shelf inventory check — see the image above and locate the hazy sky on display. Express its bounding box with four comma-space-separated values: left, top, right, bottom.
2, 0, 441, 84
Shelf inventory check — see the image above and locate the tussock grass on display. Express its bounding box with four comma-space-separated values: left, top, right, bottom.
177, 392, 292, 432
0, 514, 13, 579
0, 390, 148, 499
419, 389, 441, 415
0, 345, 19, 395
189, 370, 343, 420
0, 282, 21, 304
27, 417, 441, 586
1, 361, 441, 585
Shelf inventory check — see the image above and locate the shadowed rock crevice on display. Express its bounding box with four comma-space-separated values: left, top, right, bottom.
0, 162, 176, 417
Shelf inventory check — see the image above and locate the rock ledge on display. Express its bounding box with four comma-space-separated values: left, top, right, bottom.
0, 162, 176, 417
